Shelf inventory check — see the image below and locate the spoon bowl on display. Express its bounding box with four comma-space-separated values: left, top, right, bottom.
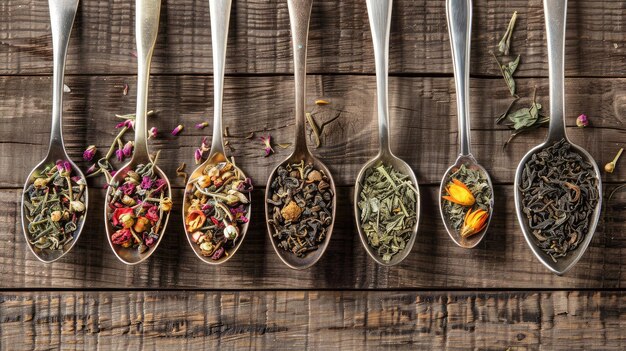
22, 151, 88, 263
21, 0, 87, 263
265, 151, 336, 270
439, 154, 494, 248
104, 154, 171, 265
354, 151, 420, 266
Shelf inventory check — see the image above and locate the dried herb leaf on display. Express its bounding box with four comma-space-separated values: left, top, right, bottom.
498, 11, 518, 55
306, 112, 321, 147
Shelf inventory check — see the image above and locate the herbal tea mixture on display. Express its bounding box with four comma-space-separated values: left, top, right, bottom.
23, 161, 86, 252
357, 163, 418, 263
106, 153, 171, 253
519, 139, 600, 262
267, 161, 333, 257
184, 160, 252, 261
442, 165, 492, 238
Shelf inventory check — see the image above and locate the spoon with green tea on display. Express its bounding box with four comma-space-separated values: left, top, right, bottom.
439, 0, 494, 248
354, 0, 420, 266
104, 0, 171, 265
21, 0, 89, 263
182, 0, 252, 265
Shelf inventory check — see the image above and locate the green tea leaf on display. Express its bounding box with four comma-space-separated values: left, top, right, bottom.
498, 11, 518, 55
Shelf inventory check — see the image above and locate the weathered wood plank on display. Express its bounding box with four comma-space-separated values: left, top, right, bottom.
1, 183, 624, 289
1, 0, 625, 76
1, 290, 625, 350
0, 75, 624, 189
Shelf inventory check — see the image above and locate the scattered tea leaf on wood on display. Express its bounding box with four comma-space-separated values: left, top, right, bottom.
493, 53, 520, 97
498, 11, 518, 55
519, 139, 600, 262
357, 162, 418, 263
267, 161, 334, 257
306, 112, 321, 148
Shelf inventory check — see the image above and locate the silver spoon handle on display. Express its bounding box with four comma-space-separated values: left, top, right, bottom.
366, 0, 392, 154
209, 0, 231, 155
48, 0, 79, 153
134, 0, 161, 158
287, 0, 313, 155
446, 0, 472, 156
544, 0, 567, 142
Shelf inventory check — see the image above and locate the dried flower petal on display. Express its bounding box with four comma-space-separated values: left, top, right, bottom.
171, 124, 184, 136
83, 145, 97, 161
148, 127, 158, 139
442, 178, 476, 207
141, 176, 153, 189
185, 210, 206, 232
260, 135, 274, 157
460, 208, 489, 238
576, 114, 589, 128
86, 163, 98, 175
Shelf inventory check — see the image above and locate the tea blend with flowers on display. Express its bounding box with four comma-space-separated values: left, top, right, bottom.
357, 163, 418, 263
23, 161, 86, 252
442, 165, 492, 238
184, 160, 252, 261
519, 139, 600, 262
106, 153, 171, 253
267, 161, 333, 257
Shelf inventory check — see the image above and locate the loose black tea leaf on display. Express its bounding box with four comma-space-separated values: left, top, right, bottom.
498, 11, 518, 55
23, 161, 87, 253
267, 161, 334, 257
357, 162, 418, 263
184, 160, 252, 261
519, 139, 600, 262
442, 165, 492, 236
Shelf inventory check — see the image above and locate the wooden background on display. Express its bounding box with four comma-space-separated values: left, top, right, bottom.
1, 0, 625, 349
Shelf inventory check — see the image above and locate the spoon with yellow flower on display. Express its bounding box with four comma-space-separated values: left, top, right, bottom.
439, 0, 494, 248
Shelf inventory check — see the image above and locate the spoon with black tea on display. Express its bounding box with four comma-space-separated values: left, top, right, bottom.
182, 0, 252, 265
104, 0, 171, 265
264, 0, 337, 270
354, 0, 420, 266
514, 0, 602, 275
439, 0, 494, 248
21, 0, 88, 263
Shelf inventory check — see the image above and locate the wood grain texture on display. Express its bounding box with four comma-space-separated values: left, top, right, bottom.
0, 75, 624, 189
1, 183, 625, 289
1, 0, 625, 76
1, 290, 626, 350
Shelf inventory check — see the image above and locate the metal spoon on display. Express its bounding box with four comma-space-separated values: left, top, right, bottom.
514, 0, 602, 275
264, 0, 337, 270
182, 0, 251, 264
104, 0, 171, 265
21, 0, 88, 263
439, 0, 494, 248
353, 0, 420, 266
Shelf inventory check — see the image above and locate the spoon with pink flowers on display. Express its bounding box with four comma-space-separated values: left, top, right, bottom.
104, 0, 172, 265
182, 0, 253, 265
21, 0, 89, 263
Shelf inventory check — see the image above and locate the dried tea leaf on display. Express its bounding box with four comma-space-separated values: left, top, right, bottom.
245, 132, 255, 139
306, 112, 321, 147
276, 143, 292, 149
498, 11, 518, 55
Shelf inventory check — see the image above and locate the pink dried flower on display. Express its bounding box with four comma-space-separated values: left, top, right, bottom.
148, 127, 158, 139
260, 135, 274, 157
83, 145, 97, 161
171, 124, 184, 136
195, 121, 209, 129
86, 164, 98, 174
141, 176, 153, 189
194, 148, 203, 164
576, 114, 589, 128
200, 137, 210, 152
116, 119, 134, 129
115, 149, 124, 162
122, 141, 134, 157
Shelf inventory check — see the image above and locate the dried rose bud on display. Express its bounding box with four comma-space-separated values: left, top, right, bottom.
159, 197, 173, 212
195, 121, 209, 129
115, 149, 124, 162
50, 210, 62, 222
70, 200, 86, 213
121, 195, 136, 206
133, 216, 151, 233
119, 213, 135, 229
576, 114, 589, 128
223, 224, 239, 241
122, 141, 134, 157
83, 145, 97, 161
171, 124, 184, 136
194, 148, 203, 165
